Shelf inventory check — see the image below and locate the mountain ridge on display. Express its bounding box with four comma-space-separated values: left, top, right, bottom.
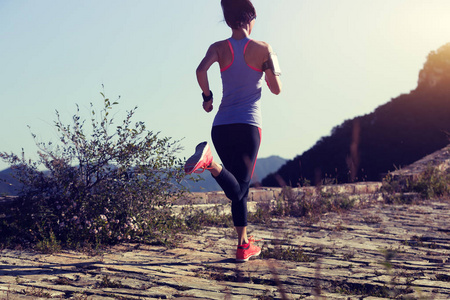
262, 42, 450, 187
0, 155, 288, 195
183, 155, 287, 192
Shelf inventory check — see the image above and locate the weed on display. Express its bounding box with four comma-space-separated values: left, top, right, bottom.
342, 250, 355, 261
196, 265, 237, 282
260, 241, 315, 262
96, 275, 125, 289
380, 247, 397, 271
256, 289, 276, 299
182, 205, 233, 231
54, 277, 73, 285
71, 293, 90, 300
35, 229, 61, 254
333, 280, 390, 298
195, 265, 277, 287
21, 286, 52, 298
402, 235, 446, 250
436, 274, 450, 282
362, 214, 382, 224
2, 284, 13, 300
378, 247, 416, 299
248, 200, 273, 225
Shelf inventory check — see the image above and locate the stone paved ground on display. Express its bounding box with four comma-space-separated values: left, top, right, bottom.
1, 196, 449, 299
1, 145, 449, 299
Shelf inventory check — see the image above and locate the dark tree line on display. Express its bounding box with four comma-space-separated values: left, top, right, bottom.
262, 43, 450, 187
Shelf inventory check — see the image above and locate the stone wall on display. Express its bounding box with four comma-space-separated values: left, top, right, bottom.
178, 144, 450, 206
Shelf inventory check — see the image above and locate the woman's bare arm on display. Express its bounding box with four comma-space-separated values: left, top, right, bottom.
196, 44, 219, 112
263, 44, 282, 95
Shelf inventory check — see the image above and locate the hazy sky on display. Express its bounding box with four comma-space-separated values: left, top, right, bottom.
1, 0, 450, 171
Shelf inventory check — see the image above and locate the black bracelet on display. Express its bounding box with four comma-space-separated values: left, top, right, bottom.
202, 90, 213, 102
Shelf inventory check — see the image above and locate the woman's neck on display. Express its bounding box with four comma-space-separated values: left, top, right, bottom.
231, 27, 250, 40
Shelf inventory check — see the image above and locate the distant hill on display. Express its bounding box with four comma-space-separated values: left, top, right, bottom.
0, 155, 287, 195
262, 42, 450, 187
252, 155, 287, 185
184, 155, 287, 192
0, 168, 20, 196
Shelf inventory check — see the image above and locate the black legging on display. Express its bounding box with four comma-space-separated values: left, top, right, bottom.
211, 123, 261, 227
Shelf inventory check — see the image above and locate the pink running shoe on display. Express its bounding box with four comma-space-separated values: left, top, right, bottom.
184, 142, 213, 174
236, 236, 262, 262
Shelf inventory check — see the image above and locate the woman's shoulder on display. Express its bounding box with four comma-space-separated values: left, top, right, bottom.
250, 39, 271, 51
250, 39, 269, 47
210, 39, 231, 49
248, 39, 271, 55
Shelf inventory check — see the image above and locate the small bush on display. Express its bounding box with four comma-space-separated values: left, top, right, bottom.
249, 187, 355, 224
410, 166, 450, 198
382, 165, 450, 201
35, 230, 61, 254
182, 205, 233, 231
0, 90, 189, 249
248, 201, 273, 225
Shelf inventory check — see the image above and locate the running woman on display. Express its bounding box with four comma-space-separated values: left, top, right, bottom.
185, 0, 282, 262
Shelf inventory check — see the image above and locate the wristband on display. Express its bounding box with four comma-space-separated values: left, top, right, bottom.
202, 90, 213, 102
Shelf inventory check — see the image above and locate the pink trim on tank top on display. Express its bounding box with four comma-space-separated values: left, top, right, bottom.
220, 40, 234, 72
221, 39, 262, 73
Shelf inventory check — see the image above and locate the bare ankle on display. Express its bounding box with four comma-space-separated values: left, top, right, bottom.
209, 161, 222, 177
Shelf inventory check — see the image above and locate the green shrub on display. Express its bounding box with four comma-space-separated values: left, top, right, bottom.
382, 165, 450, 201
0, 90, 188, 249
249, 187, 355, 224
183, 206, 233, 230
35, 229, 61, 253
410, 166, 450, 198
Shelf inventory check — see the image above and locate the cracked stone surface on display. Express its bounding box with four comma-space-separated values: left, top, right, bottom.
1, 197, 449, 299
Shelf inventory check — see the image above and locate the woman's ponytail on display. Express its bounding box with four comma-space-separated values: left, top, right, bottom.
221, 0, 256, 29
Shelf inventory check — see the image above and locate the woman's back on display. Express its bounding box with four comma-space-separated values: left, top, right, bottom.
213, 37, 264, 127
215, 38, 271, 72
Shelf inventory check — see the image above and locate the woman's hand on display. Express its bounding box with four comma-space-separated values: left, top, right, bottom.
203, 99, 213, 112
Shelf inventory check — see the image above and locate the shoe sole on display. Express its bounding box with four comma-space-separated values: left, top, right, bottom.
236, 249, 261, 262
185, 142, 209, 174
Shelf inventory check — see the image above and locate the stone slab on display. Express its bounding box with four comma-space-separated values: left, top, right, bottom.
2, 197, 449, 299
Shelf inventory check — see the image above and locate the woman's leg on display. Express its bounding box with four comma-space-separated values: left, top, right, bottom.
235, 226, 247, 246
211, 124, 261, 245
206, 161, 222, 177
